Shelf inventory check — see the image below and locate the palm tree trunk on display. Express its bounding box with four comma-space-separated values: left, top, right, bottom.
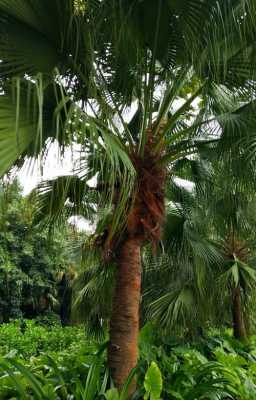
108, 237, 141, 394
232, 285, 247, 341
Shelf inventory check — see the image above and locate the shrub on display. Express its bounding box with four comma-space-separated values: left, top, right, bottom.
0, 320, 85, 358
1, 322, 256, 399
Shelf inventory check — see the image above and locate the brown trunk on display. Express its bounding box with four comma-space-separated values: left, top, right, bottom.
232, 285, 247, 341
244, 311, 250, 337
106, 131, 166, 394
108, 237, 141, 395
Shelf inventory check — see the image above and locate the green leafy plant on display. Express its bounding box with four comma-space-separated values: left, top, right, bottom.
1, 322, 256, 399
144, 362, 163, 400
0, 320, 85, 358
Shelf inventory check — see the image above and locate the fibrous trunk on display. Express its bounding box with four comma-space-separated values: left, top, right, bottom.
107, 132, 166, 394
232, 285, 247, 341
108, 238, 141, 395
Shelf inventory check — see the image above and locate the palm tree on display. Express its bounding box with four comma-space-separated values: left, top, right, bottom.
0, 0, 256, 392
143, 159, 222, 336
205, 157, 256, 341
147, 155, 256, 341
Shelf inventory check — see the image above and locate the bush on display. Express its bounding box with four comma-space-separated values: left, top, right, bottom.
0, 320, 85, 358
34, 312, 61, 328
138, 324, 256, 399
1, 322, 256, 399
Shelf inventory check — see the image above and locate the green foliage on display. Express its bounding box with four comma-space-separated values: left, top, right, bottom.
0, 180, 69, 322
138, 324, 256, 400
104, 389, 120, 400
0, 350, 106, 400
0, 0, 255, 245
1, 0, 256, 395
144, 362, 163, 400
0, 320, 84, 359
0, 322, 133, 399
141, 153, 256, 339
1, 322, 256, 399
34, 312, 62, 328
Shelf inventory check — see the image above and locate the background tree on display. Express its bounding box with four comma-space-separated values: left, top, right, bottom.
0, 179, 69, 322
144, 154, 256, 341
205, 156, 256, 341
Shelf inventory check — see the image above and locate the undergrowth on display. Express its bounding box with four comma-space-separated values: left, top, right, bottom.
0, 321, 256, 399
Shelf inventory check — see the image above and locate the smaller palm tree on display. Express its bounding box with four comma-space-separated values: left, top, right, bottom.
144, 160, 222, 335
144, 153, 256, 340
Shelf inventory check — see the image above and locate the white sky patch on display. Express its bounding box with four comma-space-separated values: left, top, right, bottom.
17, 88, 203, 234
18, 141, 97, 231
19, 141, 82, 195
68, 215, 95, 233
17, 92, 192, 195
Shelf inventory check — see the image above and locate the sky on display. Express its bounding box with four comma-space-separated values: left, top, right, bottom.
19, 142, 79, 195
18, 96, 200, 194
16, 96, 198, 231
18, 142, 95, 231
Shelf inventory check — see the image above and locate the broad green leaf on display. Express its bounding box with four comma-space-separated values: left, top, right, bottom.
144, 362, 163, 400
167, 390, 184, 400
104, 388, 120, 400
